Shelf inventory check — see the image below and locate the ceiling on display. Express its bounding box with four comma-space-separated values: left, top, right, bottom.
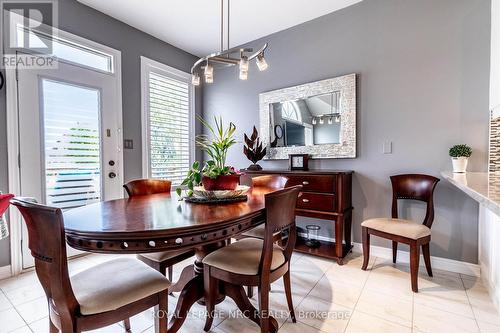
77, 0, 362, 57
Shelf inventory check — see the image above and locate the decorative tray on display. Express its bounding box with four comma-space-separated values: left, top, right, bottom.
184, 195, 248, 204
192, 185, 250, 199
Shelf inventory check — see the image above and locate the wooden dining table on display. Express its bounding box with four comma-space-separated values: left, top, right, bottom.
63, 186, 279, 333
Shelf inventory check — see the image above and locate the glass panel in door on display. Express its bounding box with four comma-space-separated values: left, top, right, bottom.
42, 79, 102, 209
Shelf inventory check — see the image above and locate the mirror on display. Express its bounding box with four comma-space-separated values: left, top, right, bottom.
260, 74, 356, 159
269, 91, 342, 148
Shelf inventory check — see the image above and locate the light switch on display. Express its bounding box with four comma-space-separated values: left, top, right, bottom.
124, 139, 134, 149
383, 141, 392, 154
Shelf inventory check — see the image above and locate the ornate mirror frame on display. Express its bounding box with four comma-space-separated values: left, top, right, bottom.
259, 73, 356, 159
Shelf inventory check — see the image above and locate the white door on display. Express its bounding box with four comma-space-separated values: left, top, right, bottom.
16, 59, 123, 268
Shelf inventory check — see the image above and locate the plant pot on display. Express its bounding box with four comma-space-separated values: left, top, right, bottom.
451, 157, 468, 173
247, 164, 262, 171
202, 174, 241, 191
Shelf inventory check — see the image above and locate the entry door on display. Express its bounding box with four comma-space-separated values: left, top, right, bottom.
17, 60, 123, 268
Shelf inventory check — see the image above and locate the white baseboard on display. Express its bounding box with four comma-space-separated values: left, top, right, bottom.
350, 243, 480, 277
298, 232, 480, 276
480, 261, 500, 314
0, 265, 12, 280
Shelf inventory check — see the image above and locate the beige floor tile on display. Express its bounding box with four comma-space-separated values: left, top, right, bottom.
279, 320, 327, 333
0, 308, 27, 333
292, 255, 334, 275
323, 263, 370, 289
413, 302, 479, 333
15, 296, 48, 324
469, 297, 500, 326
414, 286, 474, 318
0, 272, 38, 293
463, 278, 493, 303
477, 320, 500, 333
345, 310, 412, 333
28, 317, 49, 333
4, 283, 45, 306
249, 289, 297, 327
216, 315, 261, 333
295, 295, 351, 332
9, 327, 31, 333
355, 288, 413, 327
0, 291, 12, 312
85, 324, 126, 332
308, 275, 363, 308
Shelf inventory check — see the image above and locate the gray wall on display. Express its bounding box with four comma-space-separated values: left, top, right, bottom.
203, 0, 491, 263
0, 0, 200, 266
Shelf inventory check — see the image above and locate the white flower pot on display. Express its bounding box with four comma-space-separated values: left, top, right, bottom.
451, 157, 468, 173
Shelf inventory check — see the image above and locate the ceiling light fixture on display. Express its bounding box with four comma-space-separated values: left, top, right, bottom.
190, 0, 268, 86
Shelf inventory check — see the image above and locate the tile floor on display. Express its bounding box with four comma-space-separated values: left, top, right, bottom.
0, 252, 499, 333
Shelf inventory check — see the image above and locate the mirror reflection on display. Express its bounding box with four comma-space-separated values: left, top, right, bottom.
269, 91, 342, 148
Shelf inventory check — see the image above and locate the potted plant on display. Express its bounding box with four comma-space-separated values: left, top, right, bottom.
449, 144, 472, 173
176, 116, 241, 197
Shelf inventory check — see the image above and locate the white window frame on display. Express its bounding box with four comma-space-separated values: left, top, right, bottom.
140, 56, 195, 184
6, 27, 123, 276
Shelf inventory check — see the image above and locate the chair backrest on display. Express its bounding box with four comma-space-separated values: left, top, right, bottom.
10, 198, 78, 325
390, 174, 440, 228
240, 175, 288, 190
123, 179, 172, 197
259, 185, 302, 276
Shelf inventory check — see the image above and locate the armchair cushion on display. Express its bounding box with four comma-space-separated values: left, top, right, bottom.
202, 238, 286, 275
71, 258, 170, 315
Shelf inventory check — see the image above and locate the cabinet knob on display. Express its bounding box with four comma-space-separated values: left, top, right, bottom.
302, 199, 310, 203
302, 181, 309, 185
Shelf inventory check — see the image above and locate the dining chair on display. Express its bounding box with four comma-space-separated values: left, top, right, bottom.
361, 174, 440, 292
202, 185, 302, 333
124, 179, 195, 283
238, 175, 289, 240
11, 197, 170, 333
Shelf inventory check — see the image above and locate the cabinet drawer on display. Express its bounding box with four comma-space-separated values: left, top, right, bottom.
285, 175, 336, 193
296, 193, 336, 212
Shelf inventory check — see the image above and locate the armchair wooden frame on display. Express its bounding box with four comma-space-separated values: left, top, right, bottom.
10, 198, 169, 333
124, 179, 195, 289
361, 174, 440, 292
203, 185, 302, 333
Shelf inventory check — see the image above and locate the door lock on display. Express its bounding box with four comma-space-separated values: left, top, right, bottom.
108, 172, 117, 179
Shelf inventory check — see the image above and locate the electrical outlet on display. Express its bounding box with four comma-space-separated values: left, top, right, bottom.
124, 139, 133, 149
383, 141, 392, 154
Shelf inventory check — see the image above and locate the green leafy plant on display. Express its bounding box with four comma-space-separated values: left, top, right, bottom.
176, 116, 239, 198
449, 144, 472, 158
196, 115, 237, 171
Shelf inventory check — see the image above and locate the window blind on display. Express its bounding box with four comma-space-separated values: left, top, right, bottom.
148, 71, 191, 185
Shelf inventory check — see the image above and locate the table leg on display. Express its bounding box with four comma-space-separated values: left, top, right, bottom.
335, 216, 344, 265
167, 242, 225, 333
169, 264, 195, 293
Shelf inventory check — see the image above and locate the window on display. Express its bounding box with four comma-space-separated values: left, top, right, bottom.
281, 101, 302, 123
141, 57, 194, 185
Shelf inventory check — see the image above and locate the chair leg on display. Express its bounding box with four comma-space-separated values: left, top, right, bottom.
203, 267, 217, 332
410, 242, 420, 292
168, 265, 173, 282
422, 243, 433, 277
49, 320, 58, 333
392, 241, 398, 264
123, 318, 131, 332
361, 227, 370, 270
154, 290, 168, 333
283, 271, 296, 323
258, 283, 270, 333
247, 286, 254, 298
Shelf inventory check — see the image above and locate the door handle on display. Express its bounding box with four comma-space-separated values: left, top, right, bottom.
302, 181, 309, 185
108, 172, 116, 179
302, 198, 310, 203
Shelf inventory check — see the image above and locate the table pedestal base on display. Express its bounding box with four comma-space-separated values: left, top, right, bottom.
168, 245, 278, 333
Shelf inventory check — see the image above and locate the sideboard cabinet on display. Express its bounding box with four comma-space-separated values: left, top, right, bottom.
243, 169, 354, 264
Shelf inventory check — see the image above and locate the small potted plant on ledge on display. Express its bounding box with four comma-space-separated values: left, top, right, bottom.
449, 144, 472, 173
176, 116, 242, 198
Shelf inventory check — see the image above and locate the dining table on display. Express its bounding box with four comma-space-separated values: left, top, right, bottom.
63, 186, 279, 333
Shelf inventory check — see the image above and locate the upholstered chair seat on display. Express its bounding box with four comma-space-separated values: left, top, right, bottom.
202, 238, 286, 275
140, 249, 192, 263
71, 258, 171, 315
361, 218, 431, 240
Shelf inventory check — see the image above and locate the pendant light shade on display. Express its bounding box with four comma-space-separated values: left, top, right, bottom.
191, 73, 200, 86
256, 53, 268, 71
